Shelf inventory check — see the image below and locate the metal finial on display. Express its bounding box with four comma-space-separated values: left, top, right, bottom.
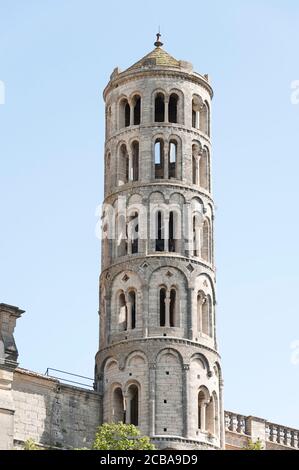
154, 31, 163, 48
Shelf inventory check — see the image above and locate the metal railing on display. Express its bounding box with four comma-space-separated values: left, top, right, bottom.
44, 367, 94, 390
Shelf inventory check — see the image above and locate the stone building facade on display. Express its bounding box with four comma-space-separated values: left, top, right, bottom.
0, 39, 298, 451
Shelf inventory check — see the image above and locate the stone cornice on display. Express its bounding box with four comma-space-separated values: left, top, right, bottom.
96, 336, 221, 361
100, 253, 216, 279
105, 123, 211, 148
103, 181, 215, 206
103, 68, 213, 101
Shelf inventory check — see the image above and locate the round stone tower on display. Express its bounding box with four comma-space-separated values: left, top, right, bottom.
95, 35, 224, 450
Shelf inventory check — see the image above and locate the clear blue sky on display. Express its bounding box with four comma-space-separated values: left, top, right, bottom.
1, 0, 299, 428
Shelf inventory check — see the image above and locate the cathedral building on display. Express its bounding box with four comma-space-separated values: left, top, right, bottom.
0, 37, 298, 451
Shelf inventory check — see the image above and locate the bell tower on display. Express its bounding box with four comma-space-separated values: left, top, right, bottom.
95, 36, 224, 450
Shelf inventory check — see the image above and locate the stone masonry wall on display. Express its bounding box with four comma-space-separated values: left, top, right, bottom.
12, 368, 100, 449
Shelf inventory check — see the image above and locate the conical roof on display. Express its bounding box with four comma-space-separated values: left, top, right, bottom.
126, 46, 181, 72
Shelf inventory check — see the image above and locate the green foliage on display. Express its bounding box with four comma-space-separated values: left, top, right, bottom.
244, 438, 264, 450
92, 423, 155, 450
23, 439, 40, 450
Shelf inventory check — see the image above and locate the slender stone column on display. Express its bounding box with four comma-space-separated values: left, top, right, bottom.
128, 148, 133, 181
164, 215, 169, 252
126, 297, 132, 330
149, 363, 156, 437
164, 99, 169, 123
164, 141, 169, 180
130, 104, 134, 127
165, 292, 170, 327
188, 288, 195, 340
183, 364, 190, 437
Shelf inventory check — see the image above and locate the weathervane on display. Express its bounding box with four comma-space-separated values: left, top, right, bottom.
154, 29, 163, 48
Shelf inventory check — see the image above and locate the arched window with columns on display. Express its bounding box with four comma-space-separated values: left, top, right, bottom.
155, 139, 164, 179
200, 148, 210, 191
131, 141, 139, 182
127, 384, 139, 426
117, 289, 137, 331
132, 95, 141, 125
168, 93, 178, 123
169, 211, 176, 252
206, 395, 215, 434
198, 387, 217, 434
192, 96, 202, 129
193, 214, 201, 257
198, 388, 209, 431
112, 387, 125, 423
118, 291, 127, 331
128, 290, 136, 330
119, 98, 130, 129
128, 211, 139, 254
202, 101, 210, 136
155, 210, 165, 252
192, 143, 201, 186
197, 291, 213, 337
116, 212, 127, 257
118, 144, 129, 186
168, 141, 177, 179
169, 288, 177, 327
155, 93, 165, 122
202, 218, 211, 262
159, 287, 166, 326
159, 286, 178, 327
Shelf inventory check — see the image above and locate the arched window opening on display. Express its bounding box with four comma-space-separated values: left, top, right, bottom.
155, 139, 164, 179
125, 102, 130, 127
169, 211, 176, 252
202, 102, 210, 136
193, 216, 200, 257
202, 219, 210, 262
133, 96, 141, 125
212, 392, 219, 437
103, 222, 111, 266
155, 93, 165, 122
107, 106, 112, 137
200, 149, 209, 191
128, 385, 139, 426
168, 141, 177, 179
198, 390, 206, 430
192, 98, 201, 129
128, 291, 136, 330
159, 288, 166, 327
117, 213, 127, 257
206, 397, 215, 434
156, 211, 165, 252
119, 99, 130, 129
192, 143, 201, 186
112, 387, 125, 423
119, 292, 127, 331
132, 141, 139, 182
169, 289, 176, 327
119, 144, 129, 185
202, 297, 209, 336
128, 212, 139, 254
197, 292, 205, 333
192, 109, 197, 128
106, 152, 111, 171
169, 94, 178, 123
192, 155, 197, 185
